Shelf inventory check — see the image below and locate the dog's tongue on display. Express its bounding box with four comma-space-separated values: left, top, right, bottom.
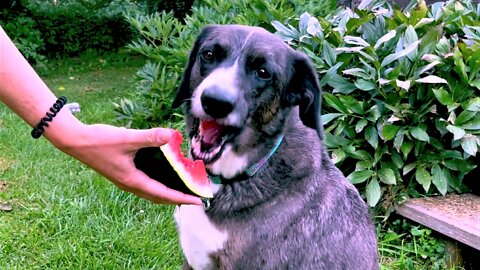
200, 120, 223, 146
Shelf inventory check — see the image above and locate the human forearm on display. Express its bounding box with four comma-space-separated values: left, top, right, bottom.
0, 26, 201, 205
0, 26, 84, 149
0, 26, 59, 126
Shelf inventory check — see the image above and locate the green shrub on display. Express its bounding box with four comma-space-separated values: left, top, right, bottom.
138, 0, 195, 18
115, 0, 338, 128
273, 0, 480, 210
27, 0, 137, 58
1, 0, 139, 60
3, 16, 45, 64
0, 8, 45, 64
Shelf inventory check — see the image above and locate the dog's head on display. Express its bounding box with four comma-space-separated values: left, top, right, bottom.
173, 25, 323, 179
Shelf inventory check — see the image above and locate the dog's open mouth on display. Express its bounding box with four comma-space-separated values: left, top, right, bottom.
190, 119, 238, 164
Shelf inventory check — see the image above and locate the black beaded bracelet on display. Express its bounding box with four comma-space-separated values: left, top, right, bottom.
31, 96, 67, 139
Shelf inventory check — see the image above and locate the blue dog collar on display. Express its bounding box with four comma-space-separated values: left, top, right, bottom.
209, 134, 284, 184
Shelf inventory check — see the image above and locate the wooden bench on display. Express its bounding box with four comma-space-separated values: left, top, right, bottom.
395, 193, 480, 267
395, 193, 480, 250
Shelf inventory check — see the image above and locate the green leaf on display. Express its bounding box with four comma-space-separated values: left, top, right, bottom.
271, 21, 298, 42
344, 36, 370, 47
365, 126, 379, 149
440, 150, 463, 160
443, 159, 476, 172
342, 68, 371, 80
381, 40, 420, 67
321, 113, 344, 125
455, 111, 477, 126
374, 146, 388, 164
453, 46, 468, 83
322, 42, 336, 67
346, 15, 374, 33
396, 79, 411, 91
403, 26, 418, 60
470, 79, 480, 90
416, 75, 448, 84
410, 0, 428, 25
299, 12, 312, 33
409, 126, 430, 142
403, 163, 417, 175
382, 125, 401, 141
355, 119, 368, 133
329, 75, 358, 94
306, 15, 322, 37
354, 79, 376, 91
366, 178, 381, 207
331, 149, 346, 164
394, 129, 404, 152
320, 62, 342, 87
378, 168, 396, 185
400, 141, 414, 159
347, 170, 373, 184
367, 105, 381, 122
463, 97, 480, 112
340, 96, 364, 115
431, 164, 448, 195
461, 136, 478, 156
432, 88, 454, 106
418, 24, 443, 55
391, 151, 404, 169
323, 93, 349, 114
355, 160, 373, 171
415, 61, 442, 77
349, 150, 373, 160
324, 133, 350, 148
415, 167, 431, 192
446, 125, 466, 141
374, 30, 396, 50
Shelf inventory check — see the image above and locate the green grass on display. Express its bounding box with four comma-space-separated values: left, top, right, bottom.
0, 51, 184, 269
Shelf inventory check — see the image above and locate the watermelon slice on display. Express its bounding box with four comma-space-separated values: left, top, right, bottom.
134, 131, 213, 198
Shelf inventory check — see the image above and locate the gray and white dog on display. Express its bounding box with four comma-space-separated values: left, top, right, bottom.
172, 25, 378, 270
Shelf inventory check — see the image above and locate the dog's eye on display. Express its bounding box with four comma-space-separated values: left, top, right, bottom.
201, 50, 214, 62
256, 68, 271, 80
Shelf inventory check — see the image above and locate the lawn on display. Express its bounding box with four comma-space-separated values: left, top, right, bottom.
0, 52, 184, 269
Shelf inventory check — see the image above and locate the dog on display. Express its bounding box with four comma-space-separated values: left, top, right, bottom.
172, 25, 378, 270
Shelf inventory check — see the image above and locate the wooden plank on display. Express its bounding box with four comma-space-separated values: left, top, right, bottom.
395, 193, 480, 250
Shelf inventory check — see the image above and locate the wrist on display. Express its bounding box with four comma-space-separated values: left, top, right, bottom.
41, 108, 87, 151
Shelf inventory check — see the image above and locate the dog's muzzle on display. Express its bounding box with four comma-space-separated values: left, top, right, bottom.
201, 86, 236, 119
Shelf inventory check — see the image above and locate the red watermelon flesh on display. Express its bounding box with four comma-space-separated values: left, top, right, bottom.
134, 131, 213, 198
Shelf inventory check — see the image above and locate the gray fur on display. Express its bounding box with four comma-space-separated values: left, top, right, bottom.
175, 25, 378, 270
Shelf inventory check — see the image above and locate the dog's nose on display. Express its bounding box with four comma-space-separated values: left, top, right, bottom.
201, 87, 235, 119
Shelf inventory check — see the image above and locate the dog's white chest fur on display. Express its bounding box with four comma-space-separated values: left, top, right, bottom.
175, 205, 228, 270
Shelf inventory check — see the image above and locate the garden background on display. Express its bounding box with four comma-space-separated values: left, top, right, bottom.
1, 0, 479, 269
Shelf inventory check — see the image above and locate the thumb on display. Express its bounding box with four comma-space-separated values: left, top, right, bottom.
127, 127, 178, 148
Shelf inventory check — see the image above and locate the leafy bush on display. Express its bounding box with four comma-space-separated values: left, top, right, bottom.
0, 7, 45, 64
3, 16, 45, 64
138, 0, 195, 18
1, 0, 139, 60
115, 0, 338, 128
273, 0, 480, 210
26, 0, 137, 58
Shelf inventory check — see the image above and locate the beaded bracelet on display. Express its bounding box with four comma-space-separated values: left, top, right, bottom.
31, 96, 67, 139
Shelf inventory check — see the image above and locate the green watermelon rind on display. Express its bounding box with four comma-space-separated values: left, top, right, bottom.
160, 133, 213, 198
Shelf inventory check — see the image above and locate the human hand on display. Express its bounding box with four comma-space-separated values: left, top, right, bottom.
52, 123, 202, 205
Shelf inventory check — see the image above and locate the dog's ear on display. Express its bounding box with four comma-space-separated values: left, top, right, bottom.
284, 51, 323, 139
172, 26, 214, 108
